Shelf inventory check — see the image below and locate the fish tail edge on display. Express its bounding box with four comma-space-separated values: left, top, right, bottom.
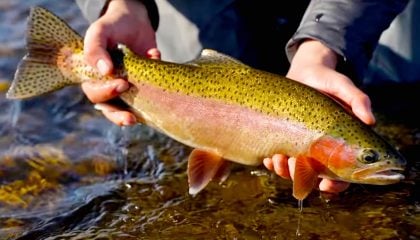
6, 6, 83, 99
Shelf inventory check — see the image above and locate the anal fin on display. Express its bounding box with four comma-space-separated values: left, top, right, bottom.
187, 149, 229, 195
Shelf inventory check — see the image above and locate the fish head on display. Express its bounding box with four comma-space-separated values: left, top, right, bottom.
350, 142, 406, 185
308, 134, 406, 185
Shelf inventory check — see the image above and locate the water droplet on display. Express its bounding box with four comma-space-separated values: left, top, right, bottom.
298, 199, 304, 212
10, 101, 21, 127
315, 13, 323, 22
296, 200, 304, 237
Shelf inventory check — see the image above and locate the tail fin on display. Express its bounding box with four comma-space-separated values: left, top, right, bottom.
6, 7, 83, 99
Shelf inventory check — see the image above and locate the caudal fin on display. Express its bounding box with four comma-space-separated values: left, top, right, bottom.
6, 7, 83, 99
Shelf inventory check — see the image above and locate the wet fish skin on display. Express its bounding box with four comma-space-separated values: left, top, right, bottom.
6, 7, 406, 200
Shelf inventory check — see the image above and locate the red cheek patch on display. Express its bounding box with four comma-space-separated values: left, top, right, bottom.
309, 136, 357, 171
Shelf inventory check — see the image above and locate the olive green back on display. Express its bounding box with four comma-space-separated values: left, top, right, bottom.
120, 48, 386, 149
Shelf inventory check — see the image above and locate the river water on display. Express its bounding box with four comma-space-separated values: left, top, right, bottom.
0, 1, 419, 239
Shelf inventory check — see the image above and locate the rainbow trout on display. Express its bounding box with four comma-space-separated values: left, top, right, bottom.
7, 7, 406, 200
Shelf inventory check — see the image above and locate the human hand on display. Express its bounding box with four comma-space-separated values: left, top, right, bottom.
263, 39, 376, 194
263, 155, 350, 194
287, 39, 375, 125
81, 0, 160, 126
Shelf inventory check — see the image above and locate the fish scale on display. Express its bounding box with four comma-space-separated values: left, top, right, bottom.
7, 6, 406, 200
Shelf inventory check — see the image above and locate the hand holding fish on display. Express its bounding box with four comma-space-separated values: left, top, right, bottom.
83, 0, 160, 73
263, 155, 351, 193
81, 0, 159, 126
14, 7, 404, 200
79, 2, 352, 195
80, 3, 375, 196
263, 40, 378, 193
286, 40, 376, 126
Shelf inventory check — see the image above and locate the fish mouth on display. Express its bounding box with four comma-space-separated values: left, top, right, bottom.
352, 164, 405, 185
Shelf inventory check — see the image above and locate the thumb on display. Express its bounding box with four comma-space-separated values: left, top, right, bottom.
350, 93, 376, 125
322, 72, 376, 125
84, 22, 114, 75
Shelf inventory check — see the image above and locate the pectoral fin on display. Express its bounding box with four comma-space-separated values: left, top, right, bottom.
293, 156, 319, 200
187, 149, 230, 195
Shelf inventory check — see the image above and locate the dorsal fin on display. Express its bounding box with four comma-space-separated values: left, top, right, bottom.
186, 49, 248, 68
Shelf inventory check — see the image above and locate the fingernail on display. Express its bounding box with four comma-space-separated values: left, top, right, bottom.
97, 59, 109, 75
146, 48, 161, 59
122, 115, 137, 126
116, 83, 129, 93
94, 103, 106, 111
369, 112, 376, 125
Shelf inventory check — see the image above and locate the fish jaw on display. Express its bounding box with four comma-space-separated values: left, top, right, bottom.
351, 162, 405, 185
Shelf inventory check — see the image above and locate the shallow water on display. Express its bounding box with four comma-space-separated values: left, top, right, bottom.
0, 1, 419, 239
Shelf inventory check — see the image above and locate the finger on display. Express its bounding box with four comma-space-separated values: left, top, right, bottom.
263, 158, 274, 171
288, 157, 296, 181
319, 179, 350, 193
81, 79, 129, 103
84, 22, 113, 75
350, 93, 376, 125
130, 31, 158, 56
325, 74, 376, 125
272, 154, 291, 179
146, 48, 161, 60
94, 103, 137, 126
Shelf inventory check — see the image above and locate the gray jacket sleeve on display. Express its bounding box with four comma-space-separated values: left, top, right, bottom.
76, 0, 159, 30
286, 0, 409, 82
76, 0, 108, 23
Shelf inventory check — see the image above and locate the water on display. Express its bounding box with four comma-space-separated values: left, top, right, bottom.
0, 1, 419, 239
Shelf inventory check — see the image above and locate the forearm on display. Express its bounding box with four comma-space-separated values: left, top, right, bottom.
76, 0, 159, 30
286, 0, 409, 82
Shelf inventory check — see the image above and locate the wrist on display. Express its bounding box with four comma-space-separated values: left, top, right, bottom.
106, 0, 148, 16
295, 39, 338, 69
104, 0, 159, 31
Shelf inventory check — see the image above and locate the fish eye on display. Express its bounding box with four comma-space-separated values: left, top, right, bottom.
360, 148, 379, 163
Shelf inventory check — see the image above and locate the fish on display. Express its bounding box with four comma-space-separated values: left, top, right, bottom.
7, 7, 406, 200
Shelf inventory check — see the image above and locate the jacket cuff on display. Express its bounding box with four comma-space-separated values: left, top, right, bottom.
76, 0, 159, 31
76, 0, 108, 23
138, 0, 159, 31
286, 0, 409, 82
